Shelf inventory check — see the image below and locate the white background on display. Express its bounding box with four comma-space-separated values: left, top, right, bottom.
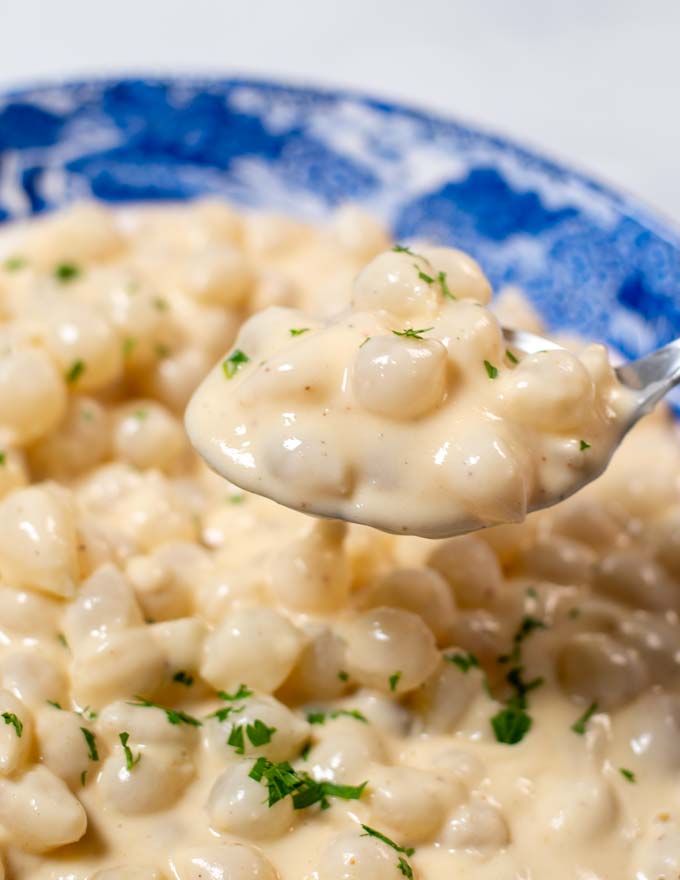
1, 0, 679, 225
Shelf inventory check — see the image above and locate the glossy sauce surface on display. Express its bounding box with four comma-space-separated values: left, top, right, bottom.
187, 247, 634, 537
0, 203, 676, 880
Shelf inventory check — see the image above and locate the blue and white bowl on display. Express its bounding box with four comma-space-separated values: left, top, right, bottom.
1, 76, 679, 393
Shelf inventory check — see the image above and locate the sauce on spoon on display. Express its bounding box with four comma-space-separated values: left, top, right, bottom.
186, 246, 634, 537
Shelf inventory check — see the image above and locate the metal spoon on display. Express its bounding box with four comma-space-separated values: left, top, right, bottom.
503, 327, 680, 433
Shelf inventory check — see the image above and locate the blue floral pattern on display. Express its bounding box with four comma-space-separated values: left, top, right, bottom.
1, 77, 679, 405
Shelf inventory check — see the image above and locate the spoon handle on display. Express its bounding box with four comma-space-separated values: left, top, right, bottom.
615, 337, 680, 414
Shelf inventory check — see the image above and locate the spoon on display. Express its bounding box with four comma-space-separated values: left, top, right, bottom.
503, 327, 680, 432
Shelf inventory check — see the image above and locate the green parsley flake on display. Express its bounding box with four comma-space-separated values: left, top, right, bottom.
128, 697, 202, 727
359, 336, 371, 348
360, 824, 415, 877
65, 360, 86, 384
484, 359, 499, 379
290, 327, 310, 336
300, 741, 311, 761
489, 615, 547, 745
337, 670, 349, 682
152, 297, 169, 312
306, 709, 368, 725
119, 731, 141, 771
388, 671, 402, 692
249, 757, 366, 810
222, 349, 250, 379
228, 493, 246, 504
132, 409, 148, 421
122, 337, 137, 357
580, 439, 592, 451
218, 684, 253, 702
57, 633, 69, 649
1, 712, 22, 737
397, 856, 414, 879
54, 262, 81, 282
392, 244, 417, 256
172, 670, 194, 687
438, 270, 456, 300
491, 706, 532, 744
80, 727, 99, 761
619, 767, 636, 783
80, 770, 87, 786
3, 256, 26, 271
228, 719, 277, 754
47, 700, 62, 710
392, 327, 433, 340
571, 701, 598, 735
445, 651, 480, 673
506, 349, 519, 364
0, 452, 5, 466
413, 263, 435, 285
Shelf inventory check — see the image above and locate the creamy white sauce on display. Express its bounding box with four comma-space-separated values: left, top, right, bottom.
0, 202, 676, 880
186, 247, 634, 537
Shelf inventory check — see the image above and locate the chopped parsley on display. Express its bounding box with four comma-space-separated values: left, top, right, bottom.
1, 712, 22, 737
57, 632, 69, 649
207, 684, 253, 723
579, 439, 592, 451
122, 337, 137, 357
152, 297, 169, 312
506, 349, 519, 364
388, 671, 402, 692
413, 264, 435, 285
359, 336, 371, 348
397, 856, 414, 879
490, 615, 547, 745
498, 616, 546, 666
445, 651, 480, 673
483, 359, 499, 379
76, 705, 97, 721
526, 586, 538, 600
128, 697, 202, 727
3, 256, 26, 271
132, 409, 148, 421
392, 244, 417, 256
222, 349, 250, 379
619, 767, 636, 783
172, 670, 194, 687
47, 700, 62, 710
54, 262, 80, 282
65, 359, 86, 384
360, 825, 415, 878
392, 327, 433, 340
80, 770, 87, 786
249, 757, 366, 810
0, 452, 5, 466
306, 709, 368, 725
571, 701, 598, 735
228, 493, 246, 504
228, 719, 277, 754
300, 741, 311, 761
360, 825, 414, 856
80, 727, 99, 761
490, 707, 532, 745
119, 731, 141, 771
154, 343, 170, 359
438, 270, 456, 300
218, 684, 253, 702
290, 327, 310, 336
337, 670, 349, 682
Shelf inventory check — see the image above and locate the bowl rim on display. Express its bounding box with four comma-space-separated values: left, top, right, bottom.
2, 72, 680, 248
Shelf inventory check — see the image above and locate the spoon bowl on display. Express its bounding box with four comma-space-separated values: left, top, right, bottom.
503, 327, 680, 433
